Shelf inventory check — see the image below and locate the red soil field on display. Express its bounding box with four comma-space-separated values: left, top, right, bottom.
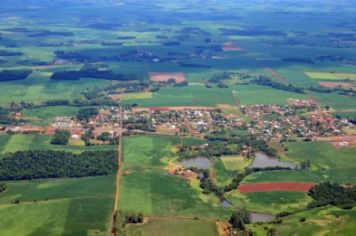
222, 42, 241, 51
319, 81, 354, 88
149, 72, 186, 83
238, 182, 315, 193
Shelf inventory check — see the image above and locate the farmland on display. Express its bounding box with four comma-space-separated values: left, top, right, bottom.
0, 0, 355, 235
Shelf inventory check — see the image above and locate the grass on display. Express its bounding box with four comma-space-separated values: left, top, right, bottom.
286, 141, 356, 184
126, 219, 218, 236
213, 157, 235, 187
242, 170, 324, 184
305, 72, 356, 80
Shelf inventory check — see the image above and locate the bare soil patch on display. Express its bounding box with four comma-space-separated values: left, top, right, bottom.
149, 72, 186, 83
238, 182, 315, 193
319, 81, 354, 88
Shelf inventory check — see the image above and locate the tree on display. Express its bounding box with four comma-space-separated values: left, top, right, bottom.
77, 107, 98, 121
230, 208, 250, 230
51, 129, 70, 145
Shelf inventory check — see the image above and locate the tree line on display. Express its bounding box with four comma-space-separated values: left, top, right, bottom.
0, 150, 117, 180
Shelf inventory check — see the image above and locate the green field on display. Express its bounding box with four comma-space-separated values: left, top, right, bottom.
126, 219, 218, 236
226, 190, 311, 214
274, 206, 356, 236
0, 176, 115, 236
22, 106, 90, 126
306, 72, 356, 81
0, 134, 116, 156
119, 135, 230, 220
286, 141, 356, 184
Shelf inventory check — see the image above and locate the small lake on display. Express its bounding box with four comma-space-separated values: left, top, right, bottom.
249, 212, 274, 223
181, 157, 212, 169
250, 153, 297, 169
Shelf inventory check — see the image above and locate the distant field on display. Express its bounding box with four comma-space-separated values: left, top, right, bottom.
0, 70, 108, 106
311, 91, 356, 111
306, 72, 356, 80
126, 219, 218, 236
22, 106, 87, 126
121, 92, 153, 101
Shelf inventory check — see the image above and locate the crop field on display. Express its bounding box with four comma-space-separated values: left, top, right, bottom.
286, 141, 356, 184
274, 206, 356, 236
119, 135, 230, 220
0, 0, 355, 235
238, 182, 315, 193
226, 190, 311, 214
0, 134, 116, 157
22, 106, 90, 126
0, 176, 115, 236
305, 72, 356, 81
126, 219, 218, 236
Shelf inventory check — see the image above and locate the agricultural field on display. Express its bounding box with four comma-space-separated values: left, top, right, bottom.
0, 176, 115, 236
126, 219, 218, 236
0, 0, 355, 235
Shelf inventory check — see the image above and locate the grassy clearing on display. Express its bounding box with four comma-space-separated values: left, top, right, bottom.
305, 72, 356, 80
213, 157, 235, 187
242, 170, 324, 184
126, 219, 218, 236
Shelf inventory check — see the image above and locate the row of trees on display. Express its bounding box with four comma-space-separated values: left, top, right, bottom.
0, 69, 32, 82
0, 150, 117, 180
114, 211, 144, 234
252, 76, 305, 94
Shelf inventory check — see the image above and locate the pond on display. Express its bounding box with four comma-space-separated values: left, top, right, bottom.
250, 152, 297, 169
220, 199, 233, 208
181, 157, 212, 169
249, 212, 274, 223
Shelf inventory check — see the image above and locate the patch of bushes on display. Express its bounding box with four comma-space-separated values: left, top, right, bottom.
51, 129, 71, 145
0, 183, 7, 193
308, 182, 356, 209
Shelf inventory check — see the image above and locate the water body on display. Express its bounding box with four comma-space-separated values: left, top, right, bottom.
249, 212, 274, 223
220, 199, 233, 208
250, 153, 297, 169
181, 157, 212, 169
